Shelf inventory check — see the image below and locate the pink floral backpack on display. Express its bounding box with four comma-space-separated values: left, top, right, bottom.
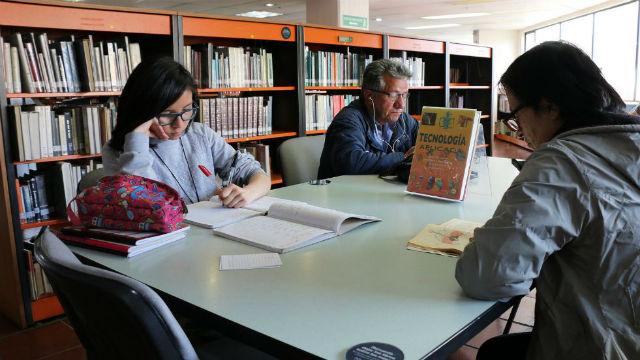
67, 175, 187, 233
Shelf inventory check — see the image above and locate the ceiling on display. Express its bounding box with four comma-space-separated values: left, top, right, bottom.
72, 0, 617, 39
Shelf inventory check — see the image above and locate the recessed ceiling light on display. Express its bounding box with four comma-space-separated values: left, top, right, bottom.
375, 18, 382, 22
236, 10, 283, 18
421, 13, 489, 20
405, 24, 461, 30
265, 3, 275, 6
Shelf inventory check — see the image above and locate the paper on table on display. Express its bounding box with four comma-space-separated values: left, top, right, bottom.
407, 218, 482, 256
219, 253, 282, 271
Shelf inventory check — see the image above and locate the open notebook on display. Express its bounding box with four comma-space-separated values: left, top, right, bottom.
212, 202, 381, 253
184, 196, 306, 229
406, 218, 482, 257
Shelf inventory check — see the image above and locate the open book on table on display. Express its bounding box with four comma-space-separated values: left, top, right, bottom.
213, 202, 381, 253
406, 218, 482, 256
184, 196, 306, 229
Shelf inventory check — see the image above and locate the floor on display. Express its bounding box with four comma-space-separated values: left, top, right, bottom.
0, 290, 536, 360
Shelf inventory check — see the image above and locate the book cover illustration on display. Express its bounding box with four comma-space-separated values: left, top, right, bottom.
406, 106, 480, 201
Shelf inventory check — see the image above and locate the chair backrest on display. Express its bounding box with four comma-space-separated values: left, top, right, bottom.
77, 168, 106, 193
34, 231, 198, 360
278, 135, 325, 186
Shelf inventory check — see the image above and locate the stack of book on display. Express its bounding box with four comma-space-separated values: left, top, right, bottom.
52, 224, 190, 257
1, 33, 141, 93
198, 96, 272, 139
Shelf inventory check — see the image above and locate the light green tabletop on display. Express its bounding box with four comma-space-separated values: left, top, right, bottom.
70, 157, 519, 359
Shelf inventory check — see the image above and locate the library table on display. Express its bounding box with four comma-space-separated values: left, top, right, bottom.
70, 157, 520, 359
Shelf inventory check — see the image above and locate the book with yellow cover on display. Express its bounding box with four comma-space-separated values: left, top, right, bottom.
406, 106, 480, 201
406, 218, 482, 256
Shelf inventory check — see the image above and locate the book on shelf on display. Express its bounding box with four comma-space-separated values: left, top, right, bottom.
198, 96, 272, 139
212, 201, 380, 253
7, 101, 116, 161
185, 45, 274, 88
390, 55, 425, 87
406, 218, 481, 256
239, 142, 271, 177
405, 106, 480, 202
51, 224, 190, 257
15, 161, 102, 224
304, 46, 374, 86
305, 93, 358, 131
1, 32, 141, 94
23, 249, 54, 300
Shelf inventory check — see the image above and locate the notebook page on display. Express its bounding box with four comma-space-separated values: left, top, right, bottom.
268, 203, 380, 234
213, 216, 333, 253
209, 195, 306, 213
184, 201, 263, 229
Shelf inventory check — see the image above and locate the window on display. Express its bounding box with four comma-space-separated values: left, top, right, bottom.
524, 1, 640, 101
593, 1, 638, 100
560, 14, 593, 57
525, 32, 535, 51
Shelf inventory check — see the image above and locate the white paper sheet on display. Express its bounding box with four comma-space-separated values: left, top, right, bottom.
219, 253, 282, 271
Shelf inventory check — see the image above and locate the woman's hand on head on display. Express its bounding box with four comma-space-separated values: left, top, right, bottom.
133, 118, 169, 140
215, 184, 255, 208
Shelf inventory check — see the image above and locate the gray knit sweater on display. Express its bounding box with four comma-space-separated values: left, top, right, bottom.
102, 122, 264, 204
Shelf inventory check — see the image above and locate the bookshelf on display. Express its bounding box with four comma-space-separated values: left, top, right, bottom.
447, 42, 494, 154
181, 14, 298, 182
387, 35, 446, 119
0, 0, 176, 327
303, 26, 383, 134
0, 1, 494, 328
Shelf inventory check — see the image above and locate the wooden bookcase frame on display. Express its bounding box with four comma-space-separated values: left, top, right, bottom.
0, 0, 494, 328
0, 0, 177, 326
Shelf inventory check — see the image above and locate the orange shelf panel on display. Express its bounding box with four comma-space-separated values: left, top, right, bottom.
306, 130, 327, 135
271, 173, 283, 185
304, 27, 382, 48
7, 91, 120, 98
0, 2, 170, 35
31, 295, 64, 322
14, 154, 102, 165
480, 115, 490, 119
183, 17, 295, 42
198, 86, 295, 94
495, 134, 533, 151
225, 131, 297, 144
305, 86, 360, 91
449, 43, 492, 58
22, 219, 69, 230
388, 36, 444, 54
450, 85, 491, 90
409, 85, 444, 90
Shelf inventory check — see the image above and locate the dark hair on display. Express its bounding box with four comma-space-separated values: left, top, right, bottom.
109, 56, 197, 151
500, 41, 626, 128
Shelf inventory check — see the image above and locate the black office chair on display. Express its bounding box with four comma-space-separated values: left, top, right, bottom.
34, 230, 275, 360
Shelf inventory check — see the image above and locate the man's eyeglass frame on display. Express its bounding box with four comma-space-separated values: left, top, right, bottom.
157, 103, 199, 126
369, 89, 410, 102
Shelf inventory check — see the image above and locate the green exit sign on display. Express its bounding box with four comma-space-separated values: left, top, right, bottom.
342, 15, 368, 29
